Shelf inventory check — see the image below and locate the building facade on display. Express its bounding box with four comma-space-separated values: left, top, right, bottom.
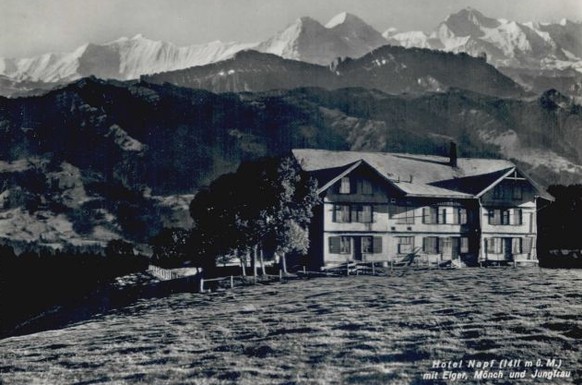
292, 148, 551, 268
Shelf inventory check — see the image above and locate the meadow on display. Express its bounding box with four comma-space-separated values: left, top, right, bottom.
1, 268, 581, 384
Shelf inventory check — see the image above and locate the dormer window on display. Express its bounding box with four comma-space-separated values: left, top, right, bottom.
361, 179, 373, 195
512, 185, 523, 200
339, 176, 351, 194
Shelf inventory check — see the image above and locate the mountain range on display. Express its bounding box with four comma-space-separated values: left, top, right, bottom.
1, 9, 580, 97
142, 48, 524, 97
0, 79, 581, 249
384, 8, 582, 72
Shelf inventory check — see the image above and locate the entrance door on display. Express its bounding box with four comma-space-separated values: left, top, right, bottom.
353, 237, 363, 261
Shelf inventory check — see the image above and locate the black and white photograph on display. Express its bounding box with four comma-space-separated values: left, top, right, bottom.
0, 0, 581, 383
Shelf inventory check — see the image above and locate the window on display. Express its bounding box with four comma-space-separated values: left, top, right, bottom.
356, 205, 373, 223
397, 236, 414, 254
488, 208, 522, 225
423, 207, 438, 224
339, 177, 351, 194
502, 209, 510, 225
512, 185, 523, 200
395, 206, 415, 224
423, 237, 440, 254
423, 207, 457, 224
438, 208, 447, 224
486, 238, 502, 254
361, 236, 382, 254
453, 208, 468, 225
360, 179, 373, 195
333, 205, 351, 223
512, 238, 522, 254
493, 185, 505, 199
460, 237, 469, 253
340, 237, 351, 254
329, 236, 351, 254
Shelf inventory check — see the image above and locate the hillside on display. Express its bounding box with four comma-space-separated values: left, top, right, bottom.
143, 47, 525, 98
0, 269, 580, 384
0, 79, 581, 247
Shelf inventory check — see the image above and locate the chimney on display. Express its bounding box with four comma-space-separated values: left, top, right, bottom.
449, 141, 458, 168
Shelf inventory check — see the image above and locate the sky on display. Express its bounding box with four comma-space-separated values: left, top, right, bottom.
1, 0, 581, 58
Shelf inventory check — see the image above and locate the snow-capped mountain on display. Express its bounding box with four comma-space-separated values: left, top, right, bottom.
384, 8, 582, 72
0, 35, 256, 83
256, 12, 387, 65
0, 11, 387, 87
1, 8, 581, 96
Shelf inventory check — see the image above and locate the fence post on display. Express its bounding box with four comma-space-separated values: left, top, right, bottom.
372, 263, 376, 276
230, 275, 234, 288
279, 269, 283, 282
199, 277, 204, 293
303, 266, 306, 274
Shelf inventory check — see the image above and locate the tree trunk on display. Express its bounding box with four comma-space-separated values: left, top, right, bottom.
240, 251, 247, 277
252, 244, 258, 278
259, 244, 266, 276
280, 252, 288, 274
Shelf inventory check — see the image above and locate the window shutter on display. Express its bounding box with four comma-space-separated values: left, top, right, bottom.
523, 237, 533, 253
491, 209, 500, 225
363, 205, 372, 223
343, 205, 351, 223
459, 208, 467, 224
329, 237, 341, 253
373, 237, 382, 253
514, 209, 522, 225
452, 208, 459, 224
512, 238, 521, 254
423, 207, 429, 224
495, 238, 502, 254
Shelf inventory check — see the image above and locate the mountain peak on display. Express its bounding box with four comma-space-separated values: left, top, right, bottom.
447, 7, 499, 26
443, 7, 500, 36
294, 16, 322, 27
325, 12, 365, 29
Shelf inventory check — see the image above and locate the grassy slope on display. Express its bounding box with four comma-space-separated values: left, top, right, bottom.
1, 269, 581, 385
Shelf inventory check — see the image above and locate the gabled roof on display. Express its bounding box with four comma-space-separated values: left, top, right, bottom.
293, 149, 548, 199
